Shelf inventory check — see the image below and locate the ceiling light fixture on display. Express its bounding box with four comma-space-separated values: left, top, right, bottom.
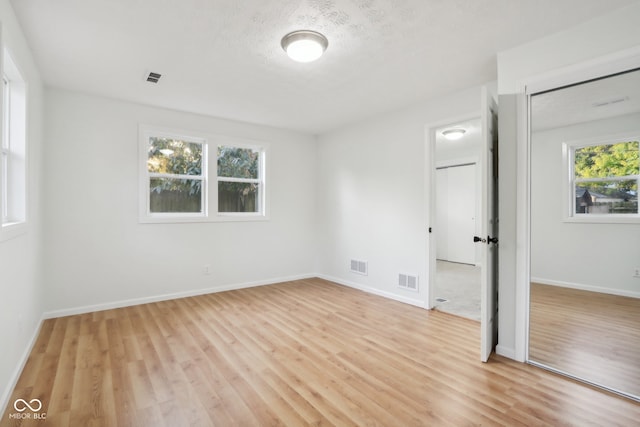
442, 128, 466, 141
281, 30, 328, 63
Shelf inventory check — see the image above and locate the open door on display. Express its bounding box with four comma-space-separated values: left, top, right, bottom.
478, 87, 499, 362
425, 87, 498, 361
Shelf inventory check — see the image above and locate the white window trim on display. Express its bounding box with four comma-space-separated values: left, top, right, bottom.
562, 133, 640, 224
0, 47, 28, 242
2, 76, 9, 224
138, 125, 269, 223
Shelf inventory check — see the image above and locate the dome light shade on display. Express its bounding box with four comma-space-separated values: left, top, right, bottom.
442, 128, 466, 140
281, 30, 328, 63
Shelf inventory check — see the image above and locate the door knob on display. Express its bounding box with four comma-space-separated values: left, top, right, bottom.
474, 236, 498, 244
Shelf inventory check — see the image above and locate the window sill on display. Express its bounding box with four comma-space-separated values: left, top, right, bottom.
139, 213, 269, 224
0, 221, 28, 242
563, 215, 640, 224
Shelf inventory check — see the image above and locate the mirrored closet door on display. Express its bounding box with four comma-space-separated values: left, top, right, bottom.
529, 68, 640, 400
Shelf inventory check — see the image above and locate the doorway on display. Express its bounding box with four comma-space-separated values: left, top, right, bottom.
429, 118, 482, 321
426, 87, 499, 362
434, 161, 481, 320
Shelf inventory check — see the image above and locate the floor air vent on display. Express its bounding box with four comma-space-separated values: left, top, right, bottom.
398, 274, 419, 292
435, 297, 449, 303
350, 259, 368, 275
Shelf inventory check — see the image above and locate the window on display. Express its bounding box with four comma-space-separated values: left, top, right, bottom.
565, 137, 639, 221
139, 126, 267, 223
1, 49, 27, 240
217, 145, 264, 214
147, 136, 206, 215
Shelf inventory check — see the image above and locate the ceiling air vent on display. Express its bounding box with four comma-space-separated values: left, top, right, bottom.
146, 72, 162, 83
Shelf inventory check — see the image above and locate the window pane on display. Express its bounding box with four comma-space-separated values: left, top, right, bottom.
575, 141, 639, 179
575, 181, 638, 214
150, 178, 202, 213
218, 181, 259, 213
148, 137, 202, 175
217, 146, 259, 179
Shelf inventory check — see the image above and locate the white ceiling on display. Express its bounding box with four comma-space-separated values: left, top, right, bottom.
10, 0, 638, 134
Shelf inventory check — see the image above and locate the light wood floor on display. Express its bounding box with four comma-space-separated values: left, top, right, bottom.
2, 278, 639, 426
529, 282, 640, 399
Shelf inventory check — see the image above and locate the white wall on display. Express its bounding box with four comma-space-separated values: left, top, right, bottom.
497, 1, 640, 361
0, 0, 45, 414
43, 89, 318, 315
531, 113, 640, 296
316, 85, 482, 306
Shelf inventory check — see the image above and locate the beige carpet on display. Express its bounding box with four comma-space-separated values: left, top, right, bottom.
434, 260, 481, 321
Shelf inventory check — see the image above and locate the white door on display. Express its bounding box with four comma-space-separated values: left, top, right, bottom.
436, 165, 477, 264
435, 168, 449, 260
447, 164, 476, 264
479, 87, 499, 362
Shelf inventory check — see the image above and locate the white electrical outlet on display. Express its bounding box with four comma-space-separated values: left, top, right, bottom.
634, 268, 640, 278
203, 265, 211, 275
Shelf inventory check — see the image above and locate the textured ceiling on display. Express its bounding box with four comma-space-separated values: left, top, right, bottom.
10, 0, 639, 134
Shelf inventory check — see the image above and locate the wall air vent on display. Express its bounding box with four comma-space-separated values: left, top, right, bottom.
146, 72, 162, 83
398, 273, 419, 292
350, 259, 368, 276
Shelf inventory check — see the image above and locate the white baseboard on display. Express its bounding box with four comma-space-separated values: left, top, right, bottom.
0, 316, 45, 420
495, 344, 518, 361
531, 277, 640, 299
317, 274, 426, 308
43, 273, 316, 319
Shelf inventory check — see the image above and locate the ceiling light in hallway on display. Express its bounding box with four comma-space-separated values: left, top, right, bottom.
442, 128, 466, 140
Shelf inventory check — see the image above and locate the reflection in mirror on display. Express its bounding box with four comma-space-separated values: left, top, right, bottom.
529, 68, 640, 401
